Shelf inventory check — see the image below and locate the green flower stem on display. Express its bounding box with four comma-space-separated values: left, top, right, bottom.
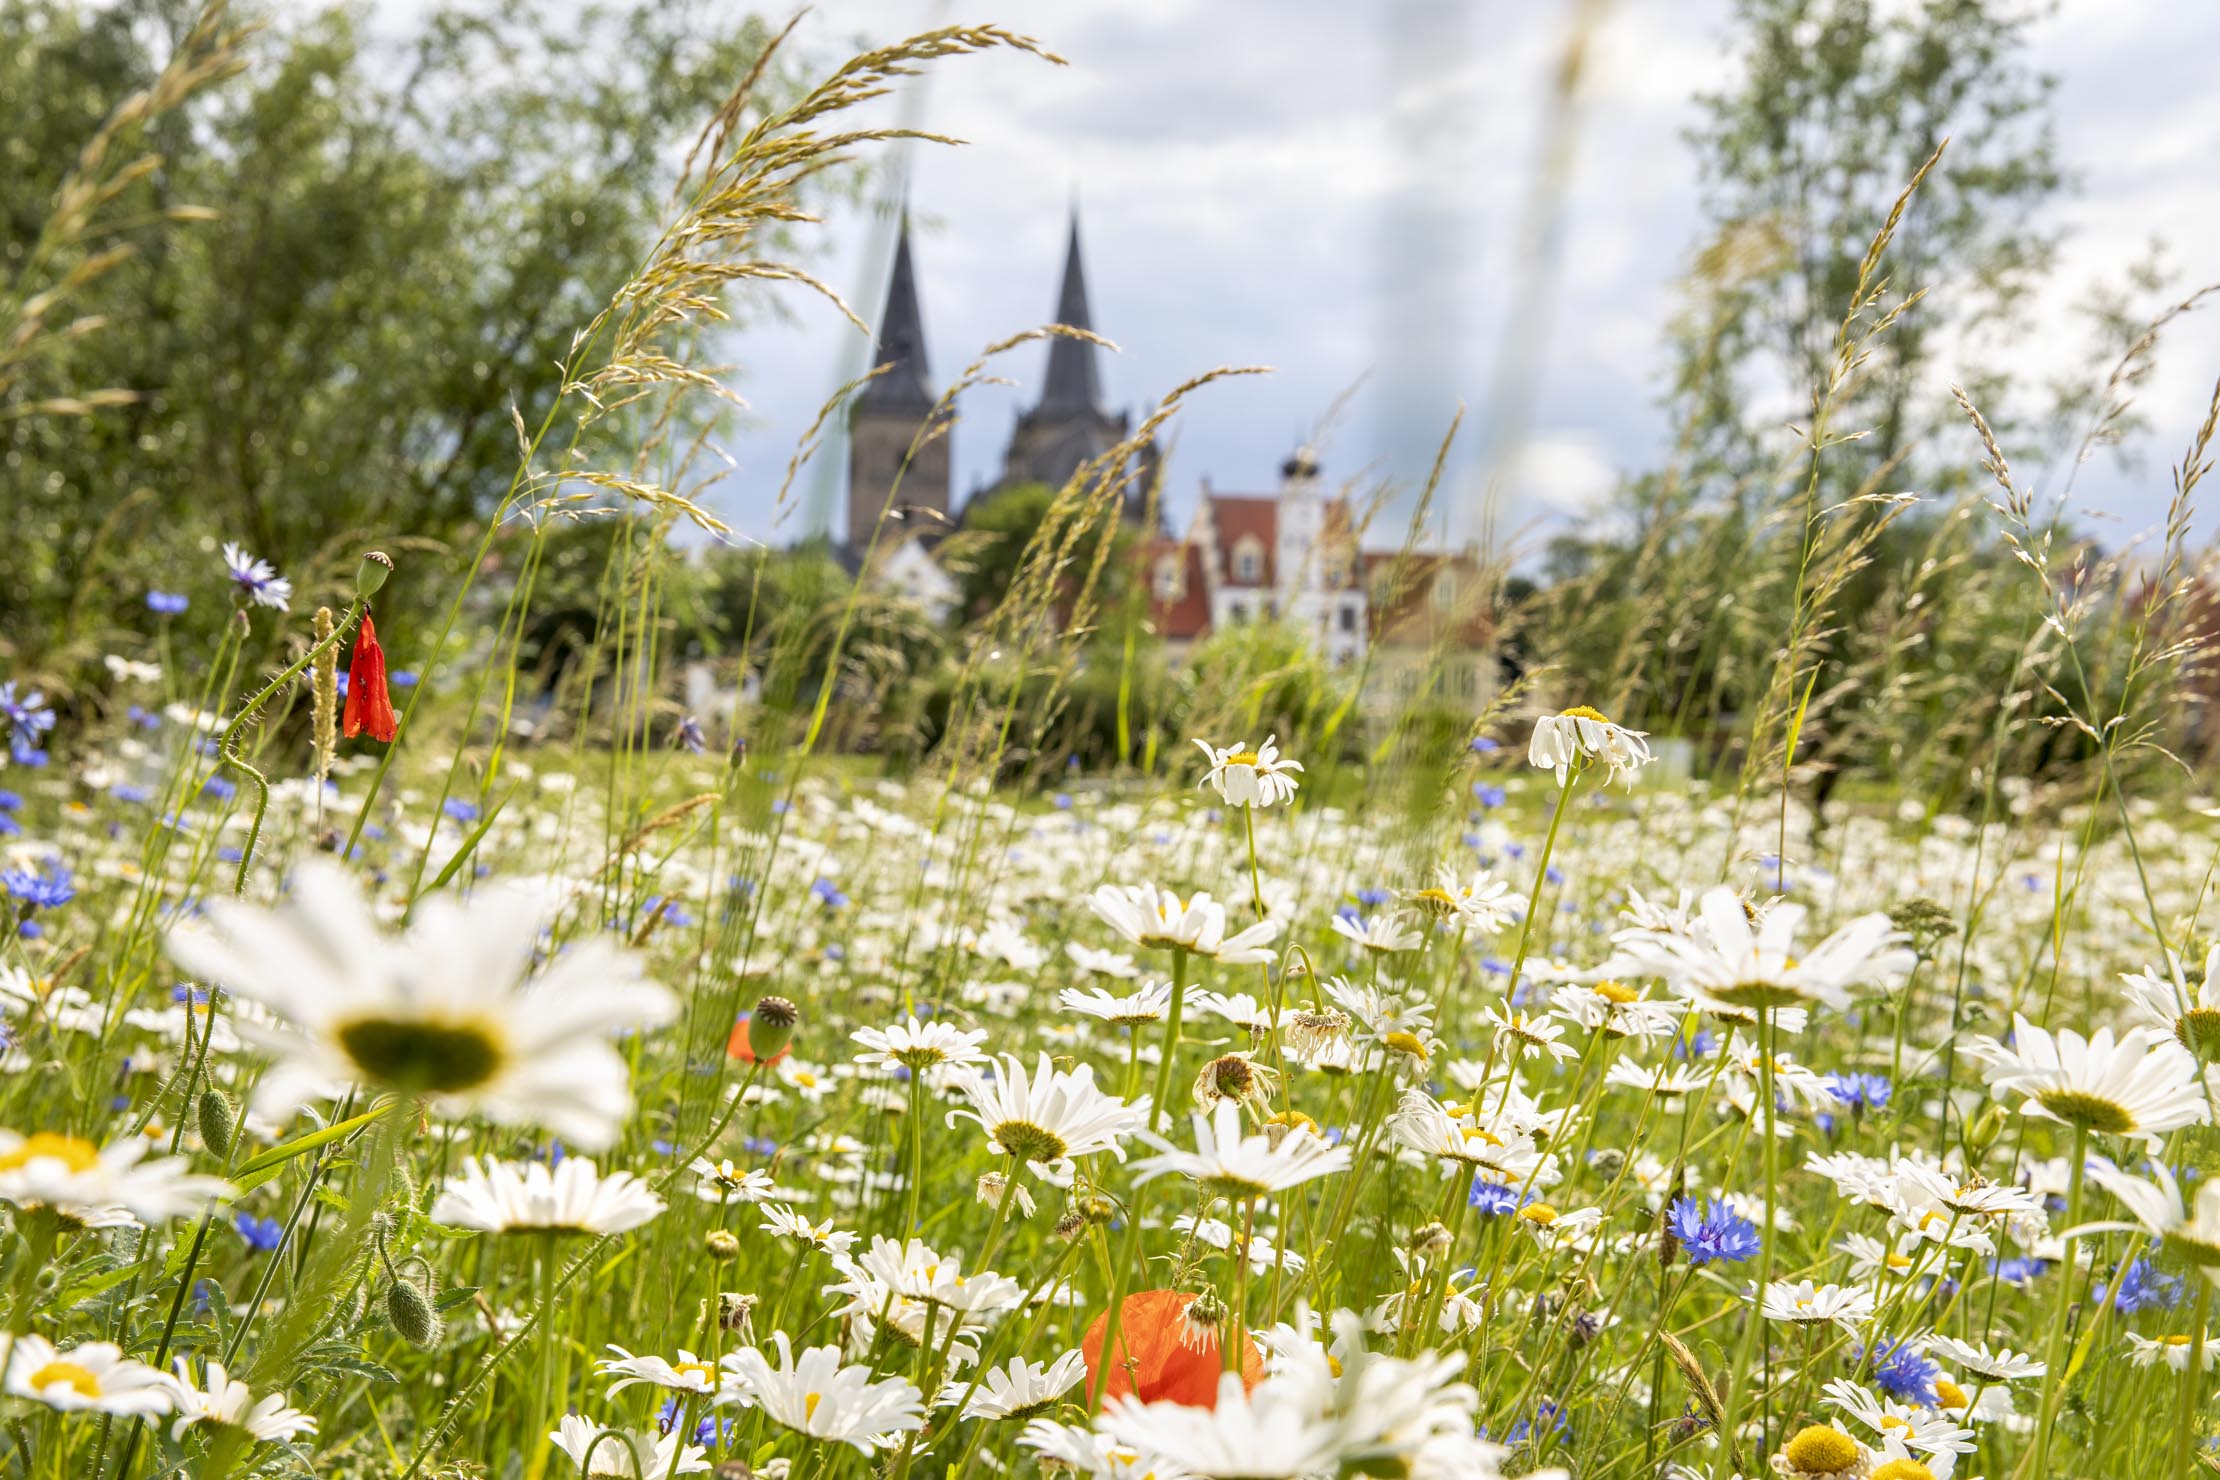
1148, 948, 1192, 1135
2028, 1123, 2090, 1480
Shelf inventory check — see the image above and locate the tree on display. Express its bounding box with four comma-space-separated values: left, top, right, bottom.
0, 0, 802, 684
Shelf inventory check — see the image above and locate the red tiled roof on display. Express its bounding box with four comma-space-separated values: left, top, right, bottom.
1207, 494, 1278, 588
1362, 551, 1495, 646
1145, 536, 1212, 640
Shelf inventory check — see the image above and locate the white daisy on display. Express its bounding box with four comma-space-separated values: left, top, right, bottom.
1, 1337, 173, 1416
1090, 884, 1282, 963
1923, 1336, 2044, 1382
1193, 735, 1304, 808
1060, 981, 1173, 1026
1967, 1014, 2208, 1145
1618, 886, 1906, 1015
2119, 944, 2220, 1059
716, 1332, 925, 1453
1330, 911, 1425, 956
163, 861, 676, 1149
2085, 1158, 2220, 1275
759, 1203, 857, 1256
946, 1053, 1147, 1168
162, 1358, 317, 1444
1098, 1369, 1341, 1479
851, 1015, 990, 1075
1134, 1100, 1351, 1199
1528, 705, 1653, 785
428, 1156, 663, 1236
548, 1414, 709, 1476
942, 1350, 1088, 1420
1066, 942, 1141, 979
692, 1158, 778, 1204
598, 1346, 722, 1398
0, 1128, 231, 1228
1757, 1279, 1877, 1333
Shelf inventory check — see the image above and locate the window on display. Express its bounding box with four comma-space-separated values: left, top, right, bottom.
1337, 605, 1357, 633
1153, 556, 1182, 600
1227, 600, 1247, 624
1232, 536, 1263, 584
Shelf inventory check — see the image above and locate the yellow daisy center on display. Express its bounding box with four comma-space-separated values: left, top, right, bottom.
1558, 705, 1610, 722
1518, 1203, 1560, 1225
1934, 1378, 1968, 1410
1382, 1030, 1428, 1059
1869, 1461, 1936, 1480
803, 1391, 823, 1423
1595, 981, 1640, 1004
0, 1132, 102, 1174
673, 1361, 716, 1385
29, 1361, 103, 1399
332, 1014, 507, 1095
1781, 1424, 1861, 1474
1224, 751, 1260, 768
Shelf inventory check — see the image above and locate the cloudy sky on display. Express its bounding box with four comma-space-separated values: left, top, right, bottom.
703, 0, 2220, 557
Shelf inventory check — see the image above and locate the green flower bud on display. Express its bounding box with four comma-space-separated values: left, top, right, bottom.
356, 550, 394, 597
196, 1088, 237, 1157
385, 1276, 441, 1347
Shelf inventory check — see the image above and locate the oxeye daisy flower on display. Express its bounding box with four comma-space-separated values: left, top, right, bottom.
2123, 1332, 2217, 1370
1, 1337, 173, 1416
1621, 886, 1907, 1015
716, 1332, 924, 1453
1330, 910, 1424, 956
1404, 865, 1519, 934
163, 860, 676, 1149
1966, 1014, 2207, 1145
2084, 1158, 2220, 1277
220, 542, 293, 611
946, 1052, 1147, 1167
598, 1346, 722, 1399
161, 1358, 316, 1444
1758, 1279, 1877, 1333
850, 1015, 989, 1076
548, 1414, 710, 1476
940, 1350, 1089, 1421
1059, 981, 1173, 1025
1528, 705, 1653, 785
2119, 944, 2220, 1060
427, 1155, 664, 1235
759, 1203, 857, 1256
1090, 883, 1281, 963
1820, 1378, 1975, 1457
1191, 1050, 1278, 1112
1921, 1335, 2044, 1383
0, 1128, 231, 1228
691, 1158, 777, 1204
1192, 734, 1303, 807
1097, 1369, 1342, 1480
1133, 1100, 1350, 1199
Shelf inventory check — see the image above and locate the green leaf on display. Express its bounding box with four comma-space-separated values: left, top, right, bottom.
230, 1103, 396, 1193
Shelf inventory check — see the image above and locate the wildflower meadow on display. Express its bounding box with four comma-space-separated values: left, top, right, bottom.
5, 6, 2220, 1480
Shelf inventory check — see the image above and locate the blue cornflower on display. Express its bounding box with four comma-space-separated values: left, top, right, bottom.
147, 590, 190, 615
1469, 736, 1500, 754
200, 775, 236, 803
1, 681, 56, 765
0, 791, 21, 812
1667, 1197, 1761, 1266
1355, 887, 1391, 908
2094, 1254, 2183, 1314
220, 541, 292, 611
1473, 782, 1507, 808
672, 714, 706, 755
1502, 1399, 1571, 1447
1470, 1178, 1531, 1215
442, 797, 480, 824
1824, 1072, 1891, 1113
1865, 1337, 1941, 1404
809, 877, 848, 909
4, 860, 75, 913
234, 1212, 285, 1253
1053, 792, 1073, 810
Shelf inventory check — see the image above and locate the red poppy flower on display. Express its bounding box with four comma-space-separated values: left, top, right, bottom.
1082, 1289, 1263, 1409
725, 1017, 791, 1066
342, 612, 398, 743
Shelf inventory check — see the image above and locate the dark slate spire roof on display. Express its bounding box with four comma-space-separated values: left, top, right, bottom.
1039, 210, 1103, 414
860, 218, 933, 411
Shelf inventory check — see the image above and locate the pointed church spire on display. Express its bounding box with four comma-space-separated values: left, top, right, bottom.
860, 214, 933, 411
1039, 209, 1103, 414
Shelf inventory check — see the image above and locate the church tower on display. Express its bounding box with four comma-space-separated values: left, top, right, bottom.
847, 218, 952, 553
996, 211, 1159, 520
